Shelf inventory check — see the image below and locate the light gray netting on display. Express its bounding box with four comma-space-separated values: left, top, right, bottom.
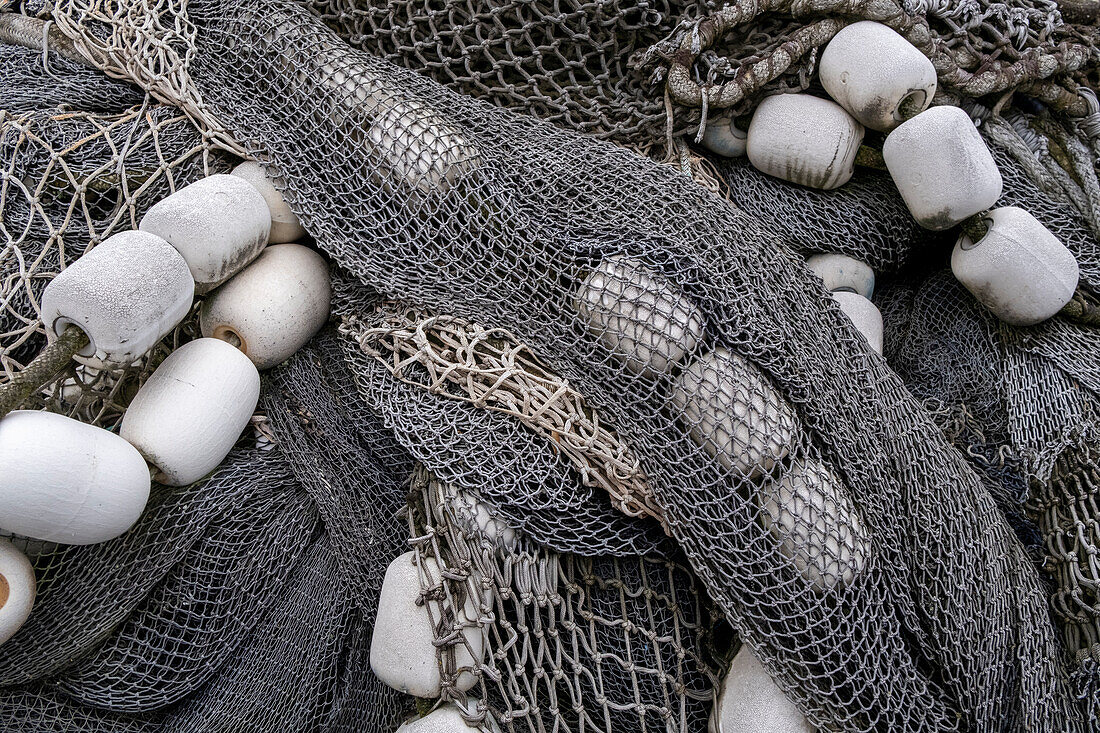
403, 464, 727, 731
301, 0, 717, 150
2, 0, 1100, 730
141, 0, 1089, 728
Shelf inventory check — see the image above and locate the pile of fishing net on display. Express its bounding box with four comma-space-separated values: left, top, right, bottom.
1, 0, 1100, 730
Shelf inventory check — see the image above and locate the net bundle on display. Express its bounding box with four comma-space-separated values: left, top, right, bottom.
1, 0, 1100, 730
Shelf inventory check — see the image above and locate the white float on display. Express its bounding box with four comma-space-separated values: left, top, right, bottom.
231, 161, 307, 244
323, 63, 480, 194
951, 206, 1079, 326
0, 539, 34, 647
397, 703, 493, 733
437, 479, 519, 548
701, 115, 748, 157
805, 254, 875, 298
830, 291, 884, 354
882, 105, 1003, 230
710, 647, 813, 733
574, 255, 706, 376
759, 457, 869, 591
670, 348, 799, 478
819, 21, 937, 132
40, 231, 194, 365
370, 551, 485, 698
200, 243, 332, 370
139, 174, 271, 293
746, 94, 864, 190
121, 338, 260, 486
0, 411, 150, 544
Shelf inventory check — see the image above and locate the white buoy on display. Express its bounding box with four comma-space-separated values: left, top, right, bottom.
139, 174, 271, 293
746, 94, 864, 190
819, 21, 937, 131
370, 551, 485, 698
0, 411, 150, 545
574, 255, 706, 376
40, 231, 195, 365
709, 647, 813, 733
397, 703, 493, 733
883, 105, 1003, 230
200, 244, 332, 370
323, 63, 480, 194
451, 487, 518, 551
670, 348, 799, 478
759, 458, 870, 591
952, 206, 1079, 326
830, 291, 884, 354
701, 115, 748, 157
805, 254, 875, 299
231, 161, 307, 244
121, 338, 260, 486
0, 539, 35, 647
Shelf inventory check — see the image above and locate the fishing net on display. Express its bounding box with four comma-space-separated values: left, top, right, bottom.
1, 0, 1100, 730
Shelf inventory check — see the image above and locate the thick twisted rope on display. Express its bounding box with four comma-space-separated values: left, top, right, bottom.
641, 0, 1094, 115
0, 326, 88, 418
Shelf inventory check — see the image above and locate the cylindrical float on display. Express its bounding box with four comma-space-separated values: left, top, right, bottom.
747, 94, 864, 190
759, 457, 870, 591
231, 161, 307, 244
831, 291, 884, 354
200, 243, 332, 370
709, 646, 813, 733
671, 348, 799, 478
574, 255, 706, 377
121, 338, 261, 486
883, 106, 1003, 230
40, 231, 195, 365
819, 21, 937, 131
0, 539, 35, 647
0, 411, 150, 544
139, 174, 271, 293
370, 551, 485, 698
701, 115, 748, 157
951, 206, 1079, 326
805, 254, 875, 299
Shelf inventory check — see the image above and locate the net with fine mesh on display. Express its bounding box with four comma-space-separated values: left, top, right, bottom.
2, 0, 1100, 730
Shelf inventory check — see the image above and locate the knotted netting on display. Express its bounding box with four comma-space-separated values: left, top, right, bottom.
1, 0, 1100, 730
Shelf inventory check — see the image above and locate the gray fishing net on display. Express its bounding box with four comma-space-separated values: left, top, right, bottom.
1, 0, 1100, 730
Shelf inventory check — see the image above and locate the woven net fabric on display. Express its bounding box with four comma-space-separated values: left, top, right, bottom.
401, 463, 727, 731
0, 97, 235, 429
1, 0, 1100, 730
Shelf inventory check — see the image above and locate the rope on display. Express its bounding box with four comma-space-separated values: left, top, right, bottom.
0, 326, 90, 419
1060, 289, 1100, 327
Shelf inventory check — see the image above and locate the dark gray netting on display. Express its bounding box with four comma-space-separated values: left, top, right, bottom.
711, 154, 945, 272
0, 44, 143, 114
1, 0, 1100, 729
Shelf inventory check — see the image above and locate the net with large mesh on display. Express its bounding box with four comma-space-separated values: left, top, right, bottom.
2, 0, 1100, 730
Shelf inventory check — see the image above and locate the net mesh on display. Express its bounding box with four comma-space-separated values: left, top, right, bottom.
1, 0, 1100, 730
